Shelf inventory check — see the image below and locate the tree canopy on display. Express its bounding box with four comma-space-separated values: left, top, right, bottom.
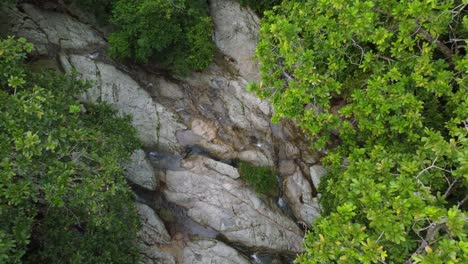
72, 0, 215, 75
0, 37, 140, 263
250, 0, 468, 263
239, 0, 281, 16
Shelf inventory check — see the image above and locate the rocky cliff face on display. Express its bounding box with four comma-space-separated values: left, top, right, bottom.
0, 1, 326, 262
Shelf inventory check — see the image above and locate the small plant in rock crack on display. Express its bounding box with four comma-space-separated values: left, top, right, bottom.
238, 161, 278, 197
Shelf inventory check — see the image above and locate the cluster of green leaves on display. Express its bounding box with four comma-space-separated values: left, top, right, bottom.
108, 0, 215, 75
0, 0, 14, 5
238, 161, 278, 196
70, 0, 116, 24
239, 0, 281, 16
251, 0, 467, 263
0, 37, 140, 263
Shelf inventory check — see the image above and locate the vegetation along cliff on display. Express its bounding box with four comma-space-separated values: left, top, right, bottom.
0, 0, 466, 263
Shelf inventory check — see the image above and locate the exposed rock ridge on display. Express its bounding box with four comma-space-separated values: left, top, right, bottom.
0, 1, 327, 262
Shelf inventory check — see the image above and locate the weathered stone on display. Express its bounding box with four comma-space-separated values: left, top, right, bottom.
172, 155, 240, 180
281, 142, 301, 159
156, 78, 185, 99
310, 165, 327, 190
183, 239, 250, 264
140, 244, 176, 264
223, 79, 271, 132
148, 151, 184, 171
176, 130, 204, 146
237, 149, 273, 167
164, 156, 303, 253
137, 203, 171, 246
60, 54, 186, 150
229, 78, 271, 117
0, 5, 49, 55
21, 4, 105, 53
196, 139, 238, 160
284, 168, 321, 225
177, 129, 237, 161
191, 119, 218, 141
279, 160, 297, 176
210, 0, 260, 82
125, 150, 157, 190
183, 72, 270, 136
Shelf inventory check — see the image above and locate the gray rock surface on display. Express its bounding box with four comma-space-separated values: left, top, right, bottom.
60, 54, 186, 150
22, 4, 105, 51
191, 119, 218, 141
284, 167, 321, 225
0, 5, 49, 55
0, 4, 105, 55
140, 244, 176, 264
310, 165, 327, 190
137, 203, 171, 246
237, 149, 273, 167
164, 156, 303, 253
125, 150, 157, 190
183, 239, 250, 264
210, 0, 260, 82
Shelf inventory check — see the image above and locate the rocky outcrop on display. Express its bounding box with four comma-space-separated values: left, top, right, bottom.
284, 166, 321, 225
0, 1, 327, 260
60, 54, 186, 150
136, 203, 176, 264
140, 245, 176, 264
164, 156, 303, 253
183, 239, 250, 264
125, 150, 158, 190
137, 203, 171, 246
0, 4, 104, 55
310, 165, 327, 190
210, 0, 260, 82
173, 68, 274, 166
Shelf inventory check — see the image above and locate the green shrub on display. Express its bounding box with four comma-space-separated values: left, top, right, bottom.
251, 0, 467, 263
0, 37, 140, 263
239, 0, 281, 16
238, 161, 278, 196
71, 0, 116, 24
108, 0, 215, 75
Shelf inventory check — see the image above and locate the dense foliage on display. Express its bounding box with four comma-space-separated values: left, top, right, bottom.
108, 0, 215, 75
239, 0, 281, 16
71, 0, 116, 23
0, 37, 140, 263
0, 0, 12, 5
251, 0, 468, 263
238, 161, 278, 196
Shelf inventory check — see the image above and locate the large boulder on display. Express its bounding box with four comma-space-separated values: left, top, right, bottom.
136, 203, 171, 246
284, 168, 321, 225
183, 239, 250, 264
125, 150, 157, 190
60, 54, 186, 150
0, 4, 105, 55
0, 5, 48, 55
210, 0, 260, 82
237, 149, 273, 167
309, 165, 327, 190
163, 156, 303, 253
140, 244, 176, 264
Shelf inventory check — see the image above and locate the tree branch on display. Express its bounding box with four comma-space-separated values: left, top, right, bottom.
457, 195, 468, 209
415, 25, 453, 59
